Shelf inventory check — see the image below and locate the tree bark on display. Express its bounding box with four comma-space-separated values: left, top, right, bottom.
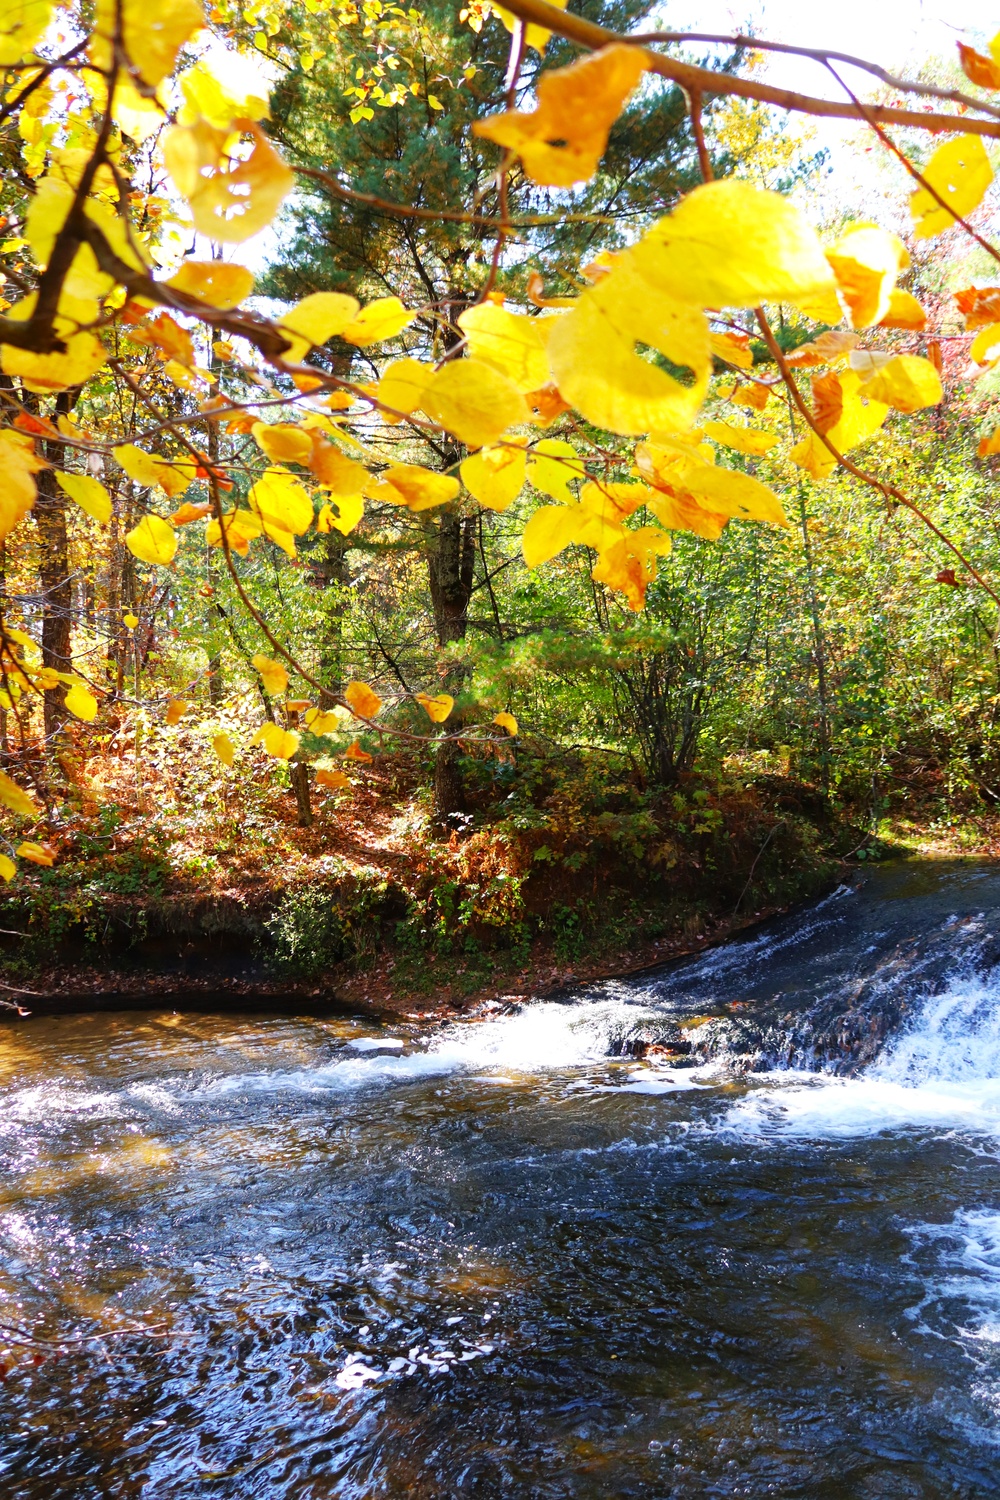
428, 510, 476, 832
284, 706, 313, 827
34, 463, 71, 743
313, 527, 350, 703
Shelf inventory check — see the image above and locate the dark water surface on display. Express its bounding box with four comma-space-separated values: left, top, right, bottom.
4, 861, 1000, 1497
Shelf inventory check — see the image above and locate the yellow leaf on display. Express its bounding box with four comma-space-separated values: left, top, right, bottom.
165, 698, 189, 725
0, 0, 52, 64
126, 514, 178, 567
579, 479, 647, 525
859, 354, 943, 413
304, 708, 341, 735
278, 291, 360, 355
251, 722, 300, 760
317, 494, 364, 535
591, 526, 672, 611
911, 134, 994, 238
252, 654, 288, 695
163, 118, 294, 245
55, 471, 112, 524
167, 260, 255, 309
701, 421, 779, 456
0, 854, 15, 883
124, 612, 139, 628
631, 179, 837, 312
644, 487, 728, 541
0, 431, 41, 541
879, 288, 927, 332
971, 323, 1000, 366
490, 0, 568, 54
308, 437, 367, 494
366, 463, 460, 512
316, 768, 351, 789
521, 501, 599, 564
526, 438, 585, 502
63, 681, 98, 722
674, 465, 788, 527
93, 0, 203, 87
415, 692, 453, 723
2, 331, 106, 393
474, 44, 645, 187
344, 738, 373, 763
248, 468, 314, 554
422, 359, 528, 447
212, 731, 235, 767
206, 508, 262, 557
341, 296, 414, 347
457, 304, 552, 393
811, 369, 889, 453
0, 768, 39, 818
825, 223, 908, 329
16, 840, 54, 867
175, 56, 269, 129
789, 432, 837, 481
344, 680, 382, 720
114, 444, 193, 499
461, 444, 526, 511
376, 357, 435, 423
546, 255, 710, 436
494, 711, 518, 736
726, 381, 772, 411
252, 422, 313, 465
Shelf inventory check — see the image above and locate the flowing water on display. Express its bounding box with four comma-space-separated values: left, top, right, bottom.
5, 860, 1000, 1497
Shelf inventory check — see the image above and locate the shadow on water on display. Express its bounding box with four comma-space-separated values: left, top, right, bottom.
2, 860, 1000, 1496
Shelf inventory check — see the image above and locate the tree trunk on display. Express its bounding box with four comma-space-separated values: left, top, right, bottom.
427, 511, 475, 832
34, 463, 71, 743
315, 528, 350, 703
285, 706, 313, 827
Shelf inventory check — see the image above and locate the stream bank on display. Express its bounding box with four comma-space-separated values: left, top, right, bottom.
0, 771, 849, 1020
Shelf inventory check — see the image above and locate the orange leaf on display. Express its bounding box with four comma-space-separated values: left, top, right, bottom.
344, 739, 373, 763
16, 840, 55, 867
958, 42, 1000, 90
316, 768, 351, 789
344, 680, 382, 720
169, 501, 212, 525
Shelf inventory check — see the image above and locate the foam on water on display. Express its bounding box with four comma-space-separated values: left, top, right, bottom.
906, 1210, 1000, 1426
196, 998, 698, 1099
728, 970, 1000, 1140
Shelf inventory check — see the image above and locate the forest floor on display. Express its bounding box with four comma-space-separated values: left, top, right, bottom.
1, 737, 996, 1022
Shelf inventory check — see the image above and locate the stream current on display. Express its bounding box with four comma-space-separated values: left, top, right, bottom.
4, 860, 1000, 1496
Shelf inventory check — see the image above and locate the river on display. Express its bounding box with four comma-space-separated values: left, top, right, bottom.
2, 859, 1000, 1497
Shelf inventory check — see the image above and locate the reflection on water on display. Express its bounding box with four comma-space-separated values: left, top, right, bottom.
3, 861, 1000, 1496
